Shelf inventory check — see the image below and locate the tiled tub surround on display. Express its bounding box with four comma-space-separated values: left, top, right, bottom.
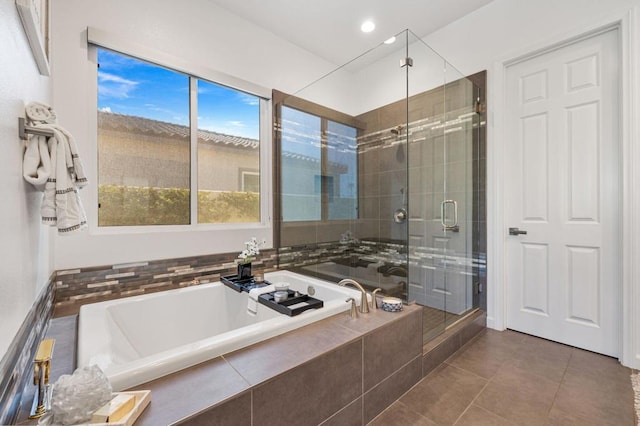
0, 277, 54, 425
56, 243, 415, 319
77, 271, 368, 391
22, 303, 485, 425
279, 239, 410, 297
5, 246, 486, 424
53, 249, 278, 317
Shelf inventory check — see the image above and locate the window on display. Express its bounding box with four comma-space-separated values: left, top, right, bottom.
280, 106, 358, 222
240, 171, 260, 192
96, 47, 262, 227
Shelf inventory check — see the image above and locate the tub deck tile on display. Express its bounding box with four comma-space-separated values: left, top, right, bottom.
129, 357, 250, 426
223, 317, 360, 386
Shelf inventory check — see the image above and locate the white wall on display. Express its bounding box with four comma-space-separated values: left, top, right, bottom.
49, 0, 346, 270
417, 0, 640, 366
422, 0, 640, 76
345, 0, 640, 115
0, 0, 52, 359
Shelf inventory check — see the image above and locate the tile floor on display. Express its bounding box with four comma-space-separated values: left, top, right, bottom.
370, 329, 636, 425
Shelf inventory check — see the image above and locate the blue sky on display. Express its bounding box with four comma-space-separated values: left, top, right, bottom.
97, 48, 260, 139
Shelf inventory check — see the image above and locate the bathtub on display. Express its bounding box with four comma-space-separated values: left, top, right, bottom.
77, 271, 364, 391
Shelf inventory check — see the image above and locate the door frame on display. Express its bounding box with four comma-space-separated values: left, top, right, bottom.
487, 8, 640, 368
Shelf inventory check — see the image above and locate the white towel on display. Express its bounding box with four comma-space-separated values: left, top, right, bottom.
23, 135, 51, 190
42, 125, 88, 233
247, 285, 275, 316
22, 103, 88, 234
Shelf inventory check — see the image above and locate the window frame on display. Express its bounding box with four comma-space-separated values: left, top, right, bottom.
88, 29, 272, 235
239, 169, 260, 192
279, 105, 359, 223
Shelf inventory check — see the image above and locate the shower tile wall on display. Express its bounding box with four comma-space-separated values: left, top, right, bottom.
356, 71, 487, 312
356, 101, 408, 243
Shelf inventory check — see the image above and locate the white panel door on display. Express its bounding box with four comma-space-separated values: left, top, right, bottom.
505, 29, 620, 356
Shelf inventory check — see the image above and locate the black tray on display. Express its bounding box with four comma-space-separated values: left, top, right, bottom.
258, 290, 324, 316
221, 274, 270, 293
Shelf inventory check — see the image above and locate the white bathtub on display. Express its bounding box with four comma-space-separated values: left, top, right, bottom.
77, 271, 364, 391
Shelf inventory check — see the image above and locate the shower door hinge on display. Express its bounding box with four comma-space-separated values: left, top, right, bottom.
400, 57, 413, 68
474, 96, 483, 114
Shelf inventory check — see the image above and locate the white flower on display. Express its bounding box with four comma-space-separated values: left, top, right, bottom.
238, 237, 263, 263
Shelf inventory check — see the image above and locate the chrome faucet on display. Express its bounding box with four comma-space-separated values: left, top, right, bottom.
338, 279, 370, 313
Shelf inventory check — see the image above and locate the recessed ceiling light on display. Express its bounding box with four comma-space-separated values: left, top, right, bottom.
384, 36, 396, 44
361, 20, 375, 33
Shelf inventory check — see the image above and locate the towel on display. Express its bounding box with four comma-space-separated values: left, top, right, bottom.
22, 135, 50, 190
247, 285, 275, 316
22, 103, 88, 234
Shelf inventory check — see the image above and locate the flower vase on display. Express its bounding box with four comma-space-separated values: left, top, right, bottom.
238, 262, 252, 280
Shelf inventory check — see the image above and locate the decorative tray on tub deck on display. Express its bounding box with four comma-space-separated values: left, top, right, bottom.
221, 274, 269, 292
221, 275, 323, 316
258, 290, 323, 317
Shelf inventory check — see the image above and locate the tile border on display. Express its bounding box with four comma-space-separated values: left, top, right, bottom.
0, 276, 54, 425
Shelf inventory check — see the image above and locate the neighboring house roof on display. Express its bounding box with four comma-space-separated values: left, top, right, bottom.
98, 111, 349, 173
98, 110, 259, 148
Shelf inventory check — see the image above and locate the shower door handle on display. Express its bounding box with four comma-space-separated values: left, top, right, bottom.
441, 200, 459, 232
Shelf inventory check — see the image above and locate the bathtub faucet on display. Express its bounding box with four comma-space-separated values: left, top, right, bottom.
338, 279, 370, 313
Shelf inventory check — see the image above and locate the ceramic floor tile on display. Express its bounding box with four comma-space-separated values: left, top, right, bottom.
407, 330, 633, 426
400, 363, 487, 425
505, 335, 572, 383
478, 329, 527, 348
453, 404, 515, 426
368, 401, 437, 426
552, 367, 634, 425
474, 363, 560, 425
567, 347, 633, 385
546, 405, 603, 426
446, 336, 516, 379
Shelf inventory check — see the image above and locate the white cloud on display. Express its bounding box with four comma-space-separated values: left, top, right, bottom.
99, 106, 112, 112
228, 120, 245, 128
238, 93, 259, 106
98, 71, 139, 99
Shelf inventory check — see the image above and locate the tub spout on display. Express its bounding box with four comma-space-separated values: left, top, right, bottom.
338, 279, 370, 313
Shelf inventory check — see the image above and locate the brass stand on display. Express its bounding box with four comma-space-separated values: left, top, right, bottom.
29, 339, 55, 419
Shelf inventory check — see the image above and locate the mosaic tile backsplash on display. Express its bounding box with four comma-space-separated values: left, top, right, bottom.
52, 241, 407, 318
53, 249, 279, 317
0, 276, 54, 425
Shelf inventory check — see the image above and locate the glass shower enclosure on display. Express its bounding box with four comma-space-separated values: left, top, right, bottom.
274, 30, 486, 344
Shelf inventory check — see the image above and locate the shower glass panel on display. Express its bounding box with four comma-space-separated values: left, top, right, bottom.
280, 107, 322, 222
274, 30, 484, 345
406, 32, 480, 340
275, 31, 410, 301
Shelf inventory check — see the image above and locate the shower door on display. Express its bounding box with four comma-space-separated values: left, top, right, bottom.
406, 35, 478, 337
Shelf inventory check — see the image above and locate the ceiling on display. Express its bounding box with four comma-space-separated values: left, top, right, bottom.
207, 0, 494, 67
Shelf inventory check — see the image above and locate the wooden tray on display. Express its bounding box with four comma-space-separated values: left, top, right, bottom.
87, 390, 151, 425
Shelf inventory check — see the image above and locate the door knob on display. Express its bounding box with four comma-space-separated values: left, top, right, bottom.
509, 227, 527, 235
